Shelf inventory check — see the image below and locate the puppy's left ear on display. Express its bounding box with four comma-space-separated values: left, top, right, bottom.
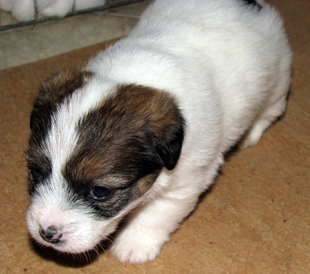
151, 119, 184, 170
113, 84, 185, 171
145, 95, 185, 171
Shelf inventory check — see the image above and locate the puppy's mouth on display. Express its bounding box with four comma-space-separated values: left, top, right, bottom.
26, 200, 123, 254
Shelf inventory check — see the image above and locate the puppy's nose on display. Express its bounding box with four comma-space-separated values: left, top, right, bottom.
39, 225, 62, 243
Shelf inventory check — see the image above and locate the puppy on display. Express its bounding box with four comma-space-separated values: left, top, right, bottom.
26, 0, 292, 264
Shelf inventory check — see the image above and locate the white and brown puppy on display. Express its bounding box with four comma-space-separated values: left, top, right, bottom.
26, 0, 292, 264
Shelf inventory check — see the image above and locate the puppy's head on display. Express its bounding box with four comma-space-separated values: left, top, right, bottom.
26, 69, 184, 254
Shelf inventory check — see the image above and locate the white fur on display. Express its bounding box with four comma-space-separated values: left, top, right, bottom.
0, 0, 106, 21
27, 0, 292, 264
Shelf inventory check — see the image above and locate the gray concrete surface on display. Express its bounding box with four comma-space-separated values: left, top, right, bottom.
0, 1, 150, 70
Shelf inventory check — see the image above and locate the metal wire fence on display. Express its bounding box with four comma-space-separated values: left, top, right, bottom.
0, 0, 146, 31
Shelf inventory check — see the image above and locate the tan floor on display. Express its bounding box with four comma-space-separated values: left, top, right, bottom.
0, 0, 309, 273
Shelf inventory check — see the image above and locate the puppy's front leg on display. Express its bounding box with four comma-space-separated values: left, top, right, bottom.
110, 193, 198, 264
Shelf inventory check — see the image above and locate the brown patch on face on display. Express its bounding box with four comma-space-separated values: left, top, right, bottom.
26, 68, 93, 196
64, 84, 185, 217
29, 68, 93, 145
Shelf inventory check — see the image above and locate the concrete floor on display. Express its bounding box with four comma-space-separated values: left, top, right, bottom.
0, 1, 151, 70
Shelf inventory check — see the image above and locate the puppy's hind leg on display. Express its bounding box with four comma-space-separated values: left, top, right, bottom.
240, 50, 292, 149
239, 95, 288, 149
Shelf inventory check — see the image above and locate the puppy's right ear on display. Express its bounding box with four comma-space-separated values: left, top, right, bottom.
30, 69, 92, 137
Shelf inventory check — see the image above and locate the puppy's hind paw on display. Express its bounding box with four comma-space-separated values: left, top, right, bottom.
239, 135, 261, 149
239, 121, 266, 149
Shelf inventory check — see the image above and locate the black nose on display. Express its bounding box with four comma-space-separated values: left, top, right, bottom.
39, 225, 62, 243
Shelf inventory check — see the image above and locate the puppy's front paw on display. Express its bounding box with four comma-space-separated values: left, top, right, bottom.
110, 228, 169, 264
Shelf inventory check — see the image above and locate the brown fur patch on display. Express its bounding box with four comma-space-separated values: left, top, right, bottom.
29, 68, 93, 145
64, 84, 185, 217
27, 68, 93, 196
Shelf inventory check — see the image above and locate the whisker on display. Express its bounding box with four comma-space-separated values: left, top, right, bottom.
106, 235, 115, 245
133, 263, 147, 273
93, 245, 100, 257
98, 243, 106, 253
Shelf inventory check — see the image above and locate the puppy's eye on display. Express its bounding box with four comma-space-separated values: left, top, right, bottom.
31, 168, 45, 182
90, 186, 112, 200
